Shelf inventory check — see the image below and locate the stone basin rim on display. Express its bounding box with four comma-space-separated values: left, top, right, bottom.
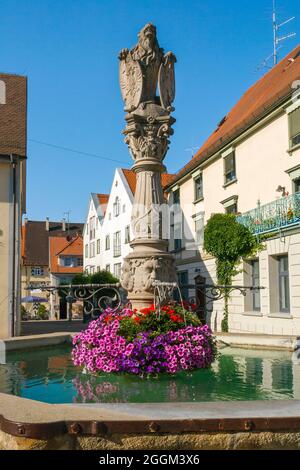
1, 393, 300, 439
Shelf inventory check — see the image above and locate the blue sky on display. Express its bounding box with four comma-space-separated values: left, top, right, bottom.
1, 0, 299, 222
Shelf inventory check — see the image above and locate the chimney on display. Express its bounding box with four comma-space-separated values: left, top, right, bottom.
46, 217, 50, 231
62, 218, 66, 231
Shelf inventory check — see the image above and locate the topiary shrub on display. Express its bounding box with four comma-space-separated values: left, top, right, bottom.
204, 213, 263, 332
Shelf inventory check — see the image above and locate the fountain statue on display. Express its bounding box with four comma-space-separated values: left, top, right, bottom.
119, 23, 177, 310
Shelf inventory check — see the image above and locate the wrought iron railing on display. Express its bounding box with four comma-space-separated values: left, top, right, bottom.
25, 283, 126, 322
236, 192, 300, 235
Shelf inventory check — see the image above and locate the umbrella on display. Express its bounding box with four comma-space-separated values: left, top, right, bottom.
21, 295, 48, 303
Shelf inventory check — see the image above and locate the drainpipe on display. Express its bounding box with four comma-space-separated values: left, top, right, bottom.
10, 154, 17, 337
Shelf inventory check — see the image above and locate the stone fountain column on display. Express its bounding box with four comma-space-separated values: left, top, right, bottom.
119, 23, 177, 310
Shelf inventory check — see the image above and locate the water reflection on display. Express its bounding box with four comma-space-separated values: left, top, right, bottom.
0, 346, 299, 403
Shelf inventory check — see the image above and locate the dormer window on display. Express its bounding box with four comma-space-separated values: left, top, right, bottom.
113, 197, 120, 217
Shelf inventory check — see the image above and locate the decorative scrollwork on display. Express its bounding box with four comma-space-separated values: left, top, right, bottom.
202, 285, 264, 301
26, 283, 124, 321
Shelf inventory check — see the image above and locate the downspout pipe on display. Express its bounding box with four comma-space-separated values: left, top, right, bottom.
10, 154, 17, 337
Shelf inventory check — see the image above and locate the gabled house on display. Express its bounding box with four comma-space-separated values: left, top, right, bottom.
21, 219, 83, 317
84, 168, 173, 278
49, 234, 84, 318
165, 45, 300, 335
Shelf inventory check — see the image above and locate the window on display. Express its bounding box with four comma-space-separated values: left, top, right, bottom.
114, 263, 122, 279
89, 216, 95, 240
289, 107, 300, 148
221, 195, 238, 214
31, 267, 44, 276
85, 244, 88, 258
96, 239, 100, 254
113, 231, 121, 257
113, 197, 120, 217
278, 255, 290, 313
195, 215, 204, 246
105, 264, 110, 272
105, 235, 110, 250
62, 257, 73, 267
224, 151, 236, 184
173, 214, 183, 251
97, 266, 100, 272
172, 191, 183, 251
176, 271, 189, 301
173, 188, 180, 205
225, 202, 238, 214
174, 238, 182, 251
194, 174, 203, 201
251, 259, 260, 311
89, 242, 95, 258
294, 178, 300, 193
125, 225, 130, 244
60, 257, 82, 267
123, 204, 126, 213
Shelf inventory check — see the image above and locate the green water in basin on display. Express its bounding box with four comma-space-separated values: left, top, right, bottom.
0, 345, 299, 404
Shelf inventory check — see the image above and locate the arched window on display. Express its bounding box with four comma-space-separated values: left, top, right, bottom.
0, 81, 6, 104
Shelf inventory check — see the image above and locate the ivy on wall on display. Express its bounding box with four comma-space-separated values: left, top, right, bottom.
204, 213, 263, 332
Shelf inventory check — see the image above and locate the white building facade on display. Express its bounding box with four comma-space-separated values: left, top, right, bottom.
83, 168, 134, 278
166, 46, 300, 336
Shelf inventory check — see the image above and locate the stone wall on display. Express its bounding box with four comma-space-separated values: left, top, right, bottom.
1, 429, 300, 450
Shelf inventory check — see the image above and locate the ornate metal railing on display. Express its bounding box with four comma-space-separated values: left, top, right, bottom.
236, 192, 300, 235
25, 283, 126, 322
153, 280, 264, 324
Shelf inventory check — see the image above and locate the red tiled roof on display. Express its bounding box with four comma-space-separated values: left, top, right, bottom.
96, 194, 109, 206
96, 193, 109, 216
121, 169, 174, 192
22, 220, 83, 266
122, 169, 137, 194
49, 235, 83, 274
166, 45, 300, 187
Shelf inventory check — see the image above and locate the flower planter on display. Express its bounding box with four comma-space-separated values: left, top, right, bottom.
72, 304, 216, 376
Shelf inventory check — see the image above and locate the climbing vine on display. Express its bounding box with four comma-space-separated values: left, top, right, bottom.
204, 214, 263, 332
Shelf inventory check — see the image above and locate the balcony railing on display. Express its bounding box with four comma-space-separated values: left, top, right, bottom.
237, 192, 300, 235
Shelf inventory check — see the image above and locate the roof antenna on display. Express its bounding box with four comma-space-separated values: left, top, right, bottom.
63, 211, 71, 237
184, 147, 199, 157
256, 0, 296, 72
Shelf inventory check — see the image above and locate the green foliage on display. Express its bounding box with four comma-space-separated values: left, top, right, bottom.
21, 305, 28, 321
36, 304, 49, 320
71, 270, 118, 285
204, 213, 263, 332
59, 270, 119, 300
117, 304, 201, 342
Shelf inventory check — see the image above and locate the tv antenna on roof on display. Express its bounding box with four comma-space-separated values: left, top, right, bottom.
185, 147, 199, 157
256, 0, 296, 72
63, 211, 71, 236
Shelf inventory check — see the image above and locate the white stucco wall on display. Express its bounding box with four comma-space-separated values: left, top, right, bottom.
168, 99, 300, 335
84, 168, 133, 278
